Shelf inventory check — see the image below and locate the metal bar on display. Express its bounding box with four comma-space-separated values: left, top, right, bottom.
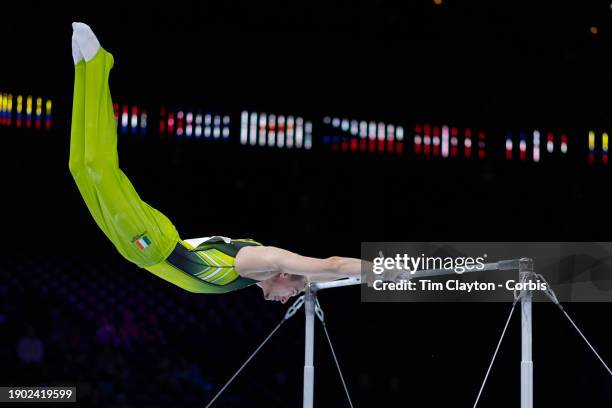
312, 260, 521, 291
519, 259, 534, 408
399, 260, 518, 280
305, 258, 529, 408
303, 286, 315, 408
312, 277, 361, 291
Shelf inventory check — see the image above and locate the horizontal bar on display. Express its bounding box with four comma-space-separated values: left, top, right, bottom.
310, 259, 524, 291
399, 260, 519, 280
312, 277, 361, 291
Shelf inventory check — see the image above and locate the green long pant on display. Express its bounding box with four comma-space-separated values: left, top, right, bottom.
68, 48, 179, 269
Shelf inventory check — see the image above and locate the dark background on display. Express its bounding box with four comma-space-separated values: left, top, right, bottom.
1, 1, 611, 407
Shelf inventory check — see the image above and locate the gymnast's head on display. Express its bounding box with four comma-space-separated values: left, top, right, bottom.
256, 273, 306, 303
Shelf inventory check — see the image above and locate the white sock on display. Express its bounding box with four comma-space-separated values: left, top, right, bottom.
72, 22, 101, 62
71, 34, 84, 65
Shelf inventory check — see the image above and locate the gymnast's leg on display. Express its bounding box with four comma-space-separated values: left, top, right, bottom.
68, 23, 179, 268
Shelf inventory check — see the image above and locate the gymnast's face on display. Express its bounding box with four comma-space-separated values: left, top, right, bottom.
257, 273, 306, 303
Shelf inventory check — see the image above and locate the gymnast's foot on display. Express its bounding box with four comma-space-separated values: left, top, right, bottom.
72, 22, 101, 62
71, 33, 83, 65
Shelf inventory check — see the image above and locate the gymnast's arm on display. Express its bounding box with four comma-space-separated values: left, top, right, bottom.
235, 245, 366, 282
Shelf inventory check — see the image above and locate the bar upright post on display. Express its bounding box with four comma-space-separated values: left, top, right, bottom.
303, 285, 315, 408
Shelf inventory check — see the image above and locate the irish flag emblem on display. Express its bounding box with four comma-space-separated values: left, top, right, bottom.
134, 234, 151, 250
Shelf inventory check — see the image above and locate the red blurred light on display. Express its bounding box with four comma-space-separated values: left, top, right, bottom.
113, 103, 119, 124
167, 112, 175, 136
360, 139, 367, 152
396, 142, 404, 154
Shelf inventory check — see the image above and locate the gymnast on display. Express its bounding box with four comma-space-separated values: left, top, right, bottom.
68, 23, 363, 304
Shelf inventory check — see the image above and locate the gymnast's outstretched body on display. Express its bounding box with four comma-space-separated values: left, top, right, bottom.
68, 23, 362, 303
